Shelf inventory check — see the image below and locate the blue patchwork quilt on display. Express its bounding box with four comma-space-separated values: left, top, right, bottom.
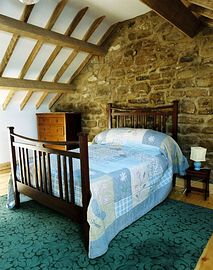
7, 128, 189, 259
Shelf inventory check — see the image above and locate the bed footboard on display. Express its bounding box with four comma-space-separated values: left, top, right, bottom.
8, 126, 90, 250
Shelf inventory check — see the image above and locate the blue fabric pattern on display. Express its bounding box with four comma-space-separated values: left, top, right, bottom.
93, 128, 188, 176
7, 128, 189, 259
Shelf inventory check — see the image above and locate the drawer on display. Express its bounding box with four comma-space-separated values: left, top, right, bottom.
49, 135, 65, 141
38, 132, 65, 141
37, 116, 64, 126
38, 126, 64, 136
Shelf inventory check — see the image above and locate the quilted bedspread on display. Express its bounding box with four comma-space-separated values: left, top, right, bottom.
7, 128, 188, 258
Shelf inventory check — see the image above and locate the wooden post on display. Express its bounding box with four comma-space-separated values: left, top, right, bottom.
7, 127, 20, 208
79, 132, 90, 250
108, 103, 112, 129
172, 100, 179, 142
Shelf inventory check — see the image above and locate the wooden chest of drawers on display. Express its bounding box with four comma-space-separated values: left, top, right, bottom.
36, 112, 81, 150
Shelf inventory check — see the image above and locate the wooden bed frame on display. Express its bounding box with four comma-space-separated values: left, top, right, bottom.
8, 100, 178, 252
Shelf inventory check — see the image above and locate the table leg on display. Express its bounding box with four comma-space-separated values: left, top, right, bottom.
186, 176, 191, 195
205, 177, 209, 200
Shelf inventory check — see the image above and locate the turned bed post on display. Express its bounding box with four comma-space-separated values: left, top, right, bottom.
79, 132, 90, 250
8, 126, 20, 208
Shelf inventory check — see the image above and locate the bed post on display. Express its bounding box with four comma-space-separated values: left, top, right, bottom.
108, 103, 112, 129
8, 127, 20, 208
172, 101, 178, 187
172, 100, 178, 142
79, 132, 90, 251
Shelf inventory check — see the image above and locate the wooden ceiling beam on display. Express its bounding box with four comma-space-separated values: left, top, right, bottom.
68, 54, 93, 83
20, 91, 33, 111
49, 93, 64, 109
68, 23, 118, 84
36, 92, 49, 110
37, 7, 89, 81
19, 0, 68, 80
188, 0, 213, 11
2, 91, 15, 111
0, 77, 72, 92
189, 4, 213, 19
140, 0, 202, 37
200, 16, 213, 27
0, 14, 106, 56
0, 5, 34, 76
180, 0, 191, 8
18, 0, 68, 110
53, 15, 105, 83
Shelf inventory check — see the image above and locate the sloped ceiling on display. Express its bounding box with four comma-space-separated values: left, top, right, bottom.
0, 0, 150, 110
0, 0, 212, 111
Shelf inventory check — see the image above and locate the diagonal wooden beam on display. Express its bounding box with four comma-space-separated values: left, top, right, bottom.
20, 91, 33, 111
2, 91, 15, 111
68, 54, 93, 83
0, 14, 106, 56
188, 0, 213, 11
0, 5, 34, 111
37, 7, 89, 81
18, 0, 67, 110
200, 17, 213, 27
0, 5, 34, 76
49, 93, 64, 109
53, 16, 105, 83
189, 4, 213, 19
140, 0, 202, 37
65, 7, 89, 38
181, 0, 191, 7
0, 77, 72, 92
50, 15, 105, 107
68, 23, 118, 84
36, 92, 49, 110
19, 0, 68, 80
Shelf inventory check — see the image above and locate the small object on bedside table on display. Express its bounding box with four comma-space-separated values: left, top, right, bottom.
185, 167, 211, 200
190, 147, 207, 171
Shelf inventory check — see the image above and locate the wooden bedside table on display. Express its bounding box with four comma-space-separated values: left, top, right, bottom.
185, 167, 211, 200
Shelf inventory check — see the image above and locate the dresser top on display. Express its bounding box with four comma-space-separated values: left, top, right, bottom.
36, 112, 80, 115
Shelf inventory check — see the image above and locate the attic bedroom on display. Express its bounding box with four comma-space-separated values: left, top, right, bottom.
0, 0, 213, 269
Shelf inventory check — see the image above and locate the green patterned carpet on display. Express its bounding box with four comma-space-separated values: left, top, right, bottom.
0, 196, 213, 270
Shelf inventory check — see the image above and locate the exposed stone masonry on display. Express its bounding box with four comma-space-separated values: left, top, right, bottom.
54, 12, 213, 179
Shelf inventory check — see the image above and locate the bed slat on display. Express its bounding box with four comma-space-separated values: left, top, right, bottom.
69, 157, 75, 204
33, 150, 39, 190
57, 155, 63, 200
25, 148, 31, 187
38, 151, 43, 192
63, 156, 69, 203
21, 148, 28, 185
18, 147, 24, 184
108, 101, 178, 141
47, 153, 52, 195
42, 152, 48, 193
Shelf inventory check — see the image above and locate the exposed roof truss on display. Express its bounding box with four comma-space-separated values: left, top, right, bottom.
0, 0, 114, 110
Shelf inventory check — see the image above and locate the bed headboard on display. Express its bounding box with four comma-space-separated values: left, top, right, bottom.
108, 101, 178, 141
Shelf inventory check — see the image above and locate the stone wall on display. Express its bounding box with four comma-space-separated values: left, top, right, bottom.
54, 11, 213, 177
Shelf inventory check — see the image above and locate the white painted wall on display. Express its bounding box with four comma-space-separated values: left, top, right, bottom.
0, 91, 55, 163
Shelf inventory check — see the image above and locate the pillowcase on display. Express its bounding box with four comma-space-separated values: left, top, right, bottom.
93, 128, 188, 175
93, 128, 167, 148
